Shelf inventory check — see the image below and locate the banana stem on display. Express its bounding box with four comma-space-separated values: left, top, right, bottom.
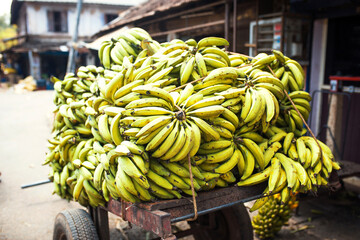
226, 51, 255, 59
186, 153, 198, 221
236, 63, 252, 68
266, 65, 323, 160
175, 105, 186, 120
169, 77, 205, 92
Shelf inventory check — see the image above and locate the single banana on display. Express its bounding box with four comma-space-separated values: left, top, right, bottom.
214, 147, 240, 174
146, 169, 174, 190
188, 116, 220, 141
151, 121, 179, 158
237, 166, 272, 186
263, 141, 282, 167
197, 37, 229, 49
240, 138, 265, 170
275, 153, 297, 189
160, 123, 186, 160
180, 56, 195, 85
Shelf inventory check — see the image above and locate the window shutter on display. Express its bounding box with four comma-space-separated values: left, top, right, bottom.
47, 11, 54, 32
61, 11, 68, 32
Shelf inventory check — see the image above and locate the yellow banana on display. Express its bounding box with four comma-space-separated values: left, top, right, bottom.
147, 169, 174, 190
187, 105, 225, 119
263, 141, 282, 167
151, 121, 179, 158
125, 97, 173, 110
197, 37, 229, 49
189, 116, 220, 141
132, 85, 174, 106
195, 52, 207, 77
186, 95, 225, 111
113, 79, 144, 100
268, 157, 281, 193
150, 160, 171, 177
161, 162, 190, 178
177, 83, 194, 106
275, 153, 297, 189
187, 119, 202, 157
180, 56, 195, 85
165, 174, 190, 190
214, 147, 240, 174
117, 156, 149, 189
160, 123, 186, 160
203, 144, 234, 164
240, 138, 265, 170
136, 116, 173, 138
146, 120, 177, 152
237, 166, 272, 186
202, 67, 237, 83
200, 139, 232, 150
122, 106, 174, 116
169, 122, 194, 162
115, 165, 138, 196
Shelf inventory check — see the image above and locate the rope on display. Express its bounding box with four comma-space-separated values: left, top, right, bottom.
121, 199, 127, 221
267, 65, 324, 160
226, 51, 255, 59
186, 153, 198, 221
169, 77, 205, 92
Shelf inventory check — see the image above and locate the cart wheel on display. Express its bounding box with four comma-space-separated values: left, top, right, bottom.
53, 208, 99, 240
189, 203, 253, 240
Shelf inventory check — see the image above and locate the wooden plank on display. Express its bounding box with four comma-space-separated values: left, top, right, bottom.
151, 20, 225, 37
337, 160, 360, 178
138, 0, 226, 27
136, 184, 265, 212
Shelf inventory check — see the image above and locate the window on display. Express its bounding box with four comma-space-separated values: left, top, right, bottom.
47, 10, 68, 33
105, 13, 118, 24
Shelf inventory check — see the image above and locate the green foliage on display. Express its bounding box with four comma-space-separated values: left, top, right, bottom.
0, 14, 9, 30
0, 14, 18, 52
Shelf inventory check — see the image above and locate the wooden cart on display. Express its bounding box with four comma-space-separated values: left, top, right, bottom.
53, 184, 265, 240
52, 160, 360, 240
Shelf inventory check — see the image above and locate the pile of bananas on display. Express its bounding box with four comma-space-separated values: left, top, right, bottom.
44, 27, 340, 208
252, 192, 299, 239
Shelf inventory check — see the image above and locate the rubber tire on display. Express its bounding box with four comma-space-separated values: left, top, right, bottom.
189, 203, 253, 240
53, 208, 99, 240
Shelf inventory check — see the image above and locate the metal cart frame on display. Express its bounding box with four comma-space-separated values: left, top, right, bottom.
87, 184, 265, 240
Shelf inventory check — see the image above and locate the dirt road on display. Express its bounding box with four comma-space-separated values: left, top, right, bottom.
0, 90, 78, 239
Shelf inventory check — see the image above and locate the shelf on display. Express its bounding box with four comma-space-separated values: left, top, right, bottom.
257, 39, 276, 42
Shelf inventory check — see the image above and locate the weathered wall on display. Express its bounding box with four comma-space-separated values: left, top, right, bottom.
23, 2, 125, 37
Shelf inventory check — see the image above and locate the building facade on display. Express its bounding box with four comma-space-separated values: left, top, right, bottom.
7, 0, 141, 81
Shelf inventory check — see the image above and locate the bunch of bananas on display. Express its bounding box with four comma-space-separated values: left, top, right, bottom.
44, 27, 340, 209
252, 192, 298, 239
98, 27, 155, 68
235, 127, 340, 210
276, 91, 312, 134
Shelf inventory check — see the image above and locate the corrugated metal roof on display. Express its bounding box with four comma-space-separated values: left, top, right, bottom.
96, 0, 200, 36
15, 0, 146, 6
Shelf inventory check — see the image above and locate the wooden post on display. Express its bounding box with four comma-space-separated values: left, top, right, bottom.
326, 94, 343, 160
309, 19, 328, 136
225, 1, 230, 44
66, 0, 83, 74
232, 0, 237, 52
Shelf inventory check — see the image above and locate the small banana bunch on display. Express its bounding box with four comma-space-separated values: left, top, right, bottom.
248, 50, 305, 93
152, 36, 230, 85
98, 27, 154, 68
228, 53, 251, 67
251, 193, 298, 239
47, 138, 108, 208
277, 90, 312, 134
236, 127, 341, 210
